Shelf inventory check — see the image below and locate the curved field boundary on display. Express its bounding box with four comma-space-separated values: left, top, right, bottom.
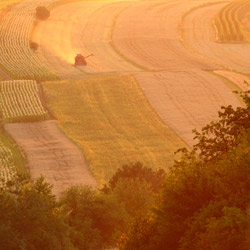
214, 70, 250, 91
5, 120, 97, 196
0, 0, 58, 80
32, 1, 142, 78
180, 1, 250, 74
42, 75, 187, 184
214, 0, 250, 42
112, 0, 217, 71
134, 70, 242, 146
34, 0, 242, 149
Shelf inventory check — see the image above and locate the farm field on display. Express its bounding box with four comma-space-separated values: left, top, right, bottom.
214, 0, 250, 42
0, 0, 23, 10
0, 80, 49, 122
42, 75, 186, 183
0, 0, 248, 192
5, 120, 97, 195
0, 125, 25, 186
181, 1, 250, 73
0, 0, 58, 80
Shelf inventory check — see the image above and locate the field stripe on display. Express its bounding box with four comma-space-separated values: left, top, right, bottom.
5, 120, 97, 195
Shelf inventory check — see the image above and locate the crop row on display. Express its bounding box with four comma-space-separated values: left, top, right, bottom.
0, 139, 16, 186
214, 0, 250, 42
0, 0, 58, 80
0, 80, 49, 122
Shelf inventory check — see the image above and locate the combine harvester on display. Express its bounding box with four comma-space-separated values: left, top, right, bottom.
74, 53, 94, 66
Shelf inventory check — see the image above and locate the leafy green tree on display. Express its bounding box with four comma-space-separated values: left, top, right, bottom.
102, 162, 166, 193
60, 185, 126, 250
192, 90, 250, 161
36, 6, 50, 20
0, 176, 75, 250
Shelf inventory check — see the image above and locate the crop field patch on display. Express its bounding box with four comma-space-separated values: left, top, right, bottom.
0, 138, 16, 185
0, 0, 57, 80
214, 0, 250, 43
0, 80, 49, 122
43, 75, 187, 184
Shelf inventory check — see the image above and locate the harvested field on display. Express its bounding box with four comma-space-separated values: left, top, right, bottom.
33, 0, 242, 148
32, 1, 141, 78
214, 70, 250, 91
181, 1, 250, 73
112, 0, 219, 71
5, 121, 96, 195
42, 75, 186, 184
134, 70, 241, 146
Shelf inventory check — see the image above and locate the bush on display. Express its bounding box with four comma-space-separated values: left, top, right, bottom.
36, 6, 50, 20
30, 41, 38, 51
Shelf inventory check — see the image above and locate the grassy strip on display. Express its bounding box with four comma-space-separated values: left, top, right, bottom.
43, 75, 187, 184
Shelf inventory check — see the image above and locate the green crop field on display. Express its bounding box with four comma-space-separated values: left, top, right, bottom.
0, 125, 26, 186
0, 0, 57, 81
43, 75, 187, 184
0, 80, 49, 122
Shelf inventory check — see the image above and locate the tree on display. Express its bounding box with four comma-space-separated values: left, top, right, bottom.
36, 6, 50, 20
60, 185, 126, 250
30, 41, 38, 52
0, 176, 75, 250
102, 162, 166, 193
192, 90, 250, 161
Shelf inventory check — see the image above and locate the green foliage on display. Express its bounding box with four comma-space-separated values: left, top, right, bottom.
112, 178, 155, 217
0, 176, 75, 250
29, 41, 38, 52
35, 6, 50, 20
60, 185, 126, 250
102, 162, 166, 193
192, 90, 250, 161
180, 204, 249, 250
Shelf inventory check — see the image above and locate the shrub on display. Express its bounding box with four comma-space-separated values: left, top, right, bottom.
35, 6, 50, 20
30, 41, 38, 51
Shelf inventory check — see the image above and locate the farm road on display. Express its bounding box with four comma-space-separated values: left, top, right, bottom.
33, 0, 242, 146
5, 121, 97, 196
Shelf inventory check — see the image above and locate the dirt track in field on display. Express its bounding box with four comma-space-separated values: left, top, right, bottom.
5, 121, 96, 195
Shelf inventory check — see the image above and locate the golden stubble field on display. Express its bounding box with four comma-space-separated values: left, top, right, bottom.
43, 75, 186, 184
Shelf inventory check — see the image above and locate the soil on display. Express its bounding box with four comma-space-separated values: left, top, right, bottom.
5, 120, 97, 196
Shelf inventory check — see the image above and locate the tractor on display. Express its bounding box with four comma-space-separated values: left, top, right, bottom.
74, 53, 93, 66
